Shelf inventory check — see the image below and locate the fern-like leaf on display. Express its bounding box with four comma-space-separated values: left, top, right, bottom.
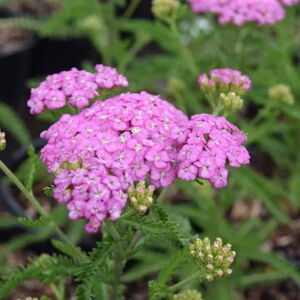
18, 216, 51, 228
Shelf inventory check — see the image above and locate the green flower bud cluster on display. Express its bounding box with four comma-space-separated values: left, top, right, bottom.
189, 237, 236, 281
152, 0, 180, 20
172, 290, 203, 300
220, 92, 244, 111
268, 84, 294, 105
128, 181, 155, 215
0, 130, 6, 151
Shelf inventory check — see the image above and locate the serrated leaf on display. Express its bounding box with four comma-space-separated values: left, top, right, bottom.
51, 239, 81, 258
18, 216, 51, 228
24, 145, 39, 191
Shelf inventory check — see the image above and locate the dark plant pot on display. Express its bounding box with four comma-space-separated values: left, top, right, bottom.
31, 37, 100, 77
0, 7, 36, 112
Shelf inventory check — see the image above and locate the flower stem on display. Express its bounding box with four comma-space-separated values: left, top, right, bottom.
0, 160, 86, 260
168, 18, 198, 76
169, 271, 203, 293
122, 0, 141, 18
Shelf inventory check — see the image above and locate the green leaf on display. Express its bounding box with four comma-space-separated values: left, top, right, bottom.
43, 185, 55, 198
234, 168, 290, 224
18, 216, 51, 228
246, 251, 300, 285
51, 239, 81, 258
0, 101, 31, 146
24, 146, 39, 191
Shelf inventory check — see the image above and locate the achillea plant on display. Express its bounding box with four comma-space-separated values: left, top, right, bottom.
0, 64, 249, 298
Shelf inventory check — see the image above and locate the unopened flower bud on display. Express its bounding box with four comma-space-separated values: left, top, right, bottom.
0, 130, 6, 151
189, 237, 236, 281
128, 181, 155, 215
152, 0, 180, 20
220, 92, 244, 111
268, 84, 294, 105
172, 290, 203, 300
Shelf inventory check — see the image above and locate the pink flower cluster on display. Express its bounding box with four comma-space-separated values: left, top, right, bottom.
281, 0, 299, 5
188, 0, 298, 25
40, 92, 187, 232
198, 68, 251, 93
176, 114, 250, 188
36, 67, 251, 232
27, 65, 128, 115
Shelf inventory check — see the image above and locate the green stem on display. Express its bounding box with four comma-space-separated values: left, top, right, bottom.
119, 36, 150, 72
169, 18, 198, 76
122, 0, 141, 18
50, 281, 65, 300
0, 160, 86, 261
104, 222, 125, 299
169, 271, 203, 293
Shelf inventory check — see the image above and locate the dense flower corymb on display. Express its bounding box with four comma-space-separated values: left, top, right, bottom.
27, 65, 128, 114
188, 0, 297, 25
176, 114, 250, 188
40, 92, 187, 232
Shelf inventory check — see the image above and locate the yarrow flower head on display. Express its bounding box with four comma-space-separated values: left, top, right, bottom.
0, 129, 6, 151
128, 182, 155, 215
187, 0, 298, 26
189, 237, 236, 281
40, 91, 187, 233
198, 68, 251, 96
176, 114, 250, 188
172, 290, 203, 300
27, 64, 128, 115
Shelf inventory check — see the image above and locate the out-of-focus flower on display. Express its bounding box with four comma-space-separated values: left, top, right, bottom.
187, 0, 297, 26
128, 181, 155, 214
190, 237, 236, 281
152, 0, 180, 20
27, 65, 128, 114
198, 68, 251, 96
268, 84, 295, 105
176, 114, 250, 189
0, 130, 6, 151
172, 290, 203, 300
280, 0, 299, 5
40, 91, 187, 233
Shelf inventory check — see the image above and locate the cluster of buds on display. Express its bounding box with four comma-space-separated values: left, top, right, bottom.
152, 0, 180, 21
268, 83, 295, 105
172, 290, 203, 300
198, 68, 251, 114
219, 92, 244, 111
0, 129, 6, 151
128, 182, 155, 215
189, 237, 236, 281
